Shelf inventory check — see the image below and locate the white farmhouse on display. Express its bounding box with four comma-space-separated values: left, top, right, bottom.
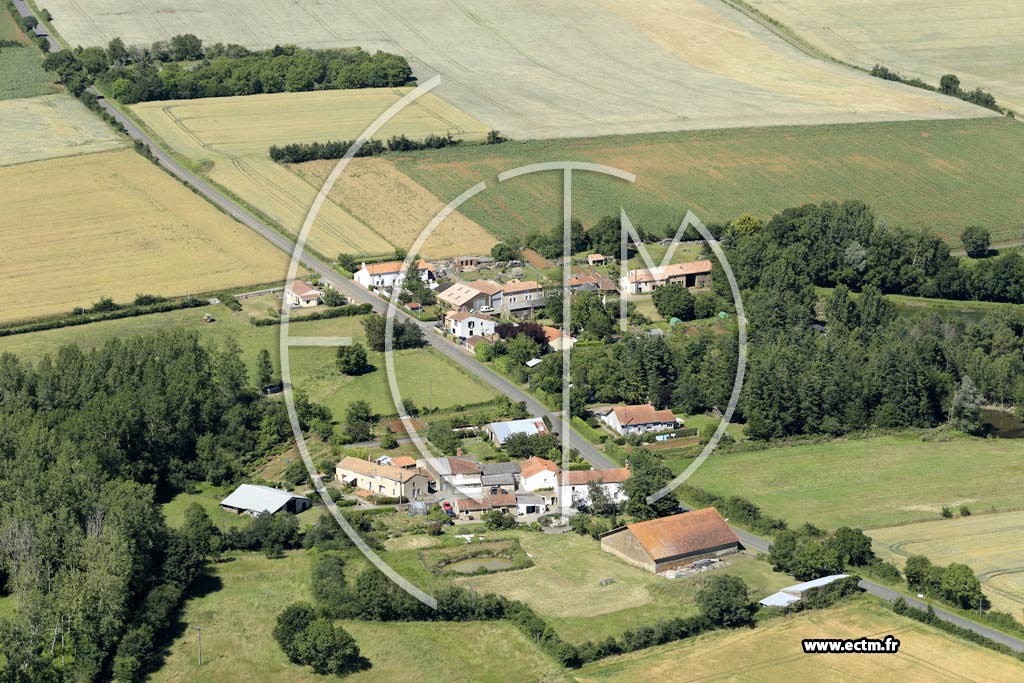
601, 404, 678, 436
558, 468, 631, 509
353, 260, 435, 290
444, 311, 496, 340
519, 456, 559, 491
285, 281, 323, 308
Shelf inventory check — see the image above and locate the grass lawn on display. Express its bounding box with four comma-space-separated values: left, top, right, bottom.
0, 304, 496, 419
574, 598, 1024, 682
687, 433, 1024, 530
455, 532, 792, 644
151, 550, 567, 683
869, 510, 1024, 617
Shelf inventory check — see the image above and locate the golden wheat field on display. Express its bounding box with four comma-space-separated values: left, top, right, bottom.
130, 88, 490, 258
51, 0, 989, 140
746, 0, 1024, 114
575, 600, 1024, 683
290, 157, 496, 258
870, 511, 1024, 617
0, 149, 288, 323
0, 94, 125, 166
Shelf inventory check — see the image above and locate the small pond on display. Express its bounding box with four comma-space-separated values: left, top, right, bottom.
981, 409, 1024, 439
445, 556, 514, 574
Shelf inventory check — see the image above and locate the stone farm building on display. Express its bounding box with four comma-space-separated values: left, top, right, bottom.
336, 456, 429, 500
620, 260, 712, 294
601, 507, 740, 573
220, 484, 311, 516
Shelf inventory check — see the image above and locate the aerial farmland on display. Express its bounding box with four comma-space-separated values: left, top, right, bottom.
45, 0, 990, 138
130, 88, 492, 258
1, 0, 1022, 681
745, 0, 1024, 114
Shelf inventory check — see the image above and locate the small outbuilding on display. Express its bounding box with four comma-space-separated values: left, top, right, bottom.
600, 507, 739, 573
220, 484, 312, 516
759, 574, 851, 608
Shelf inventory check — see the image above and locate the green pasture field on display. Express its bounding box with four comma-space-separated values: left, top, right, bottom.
0, 45, 57, 100
150, 550, 568, 683
574, 598, 1024, 683
0, 303, 496, 420
451, 531, 790, 644
816, 287, 1024, 323
687, 433, 1024, 530
395, 117, 1024, 244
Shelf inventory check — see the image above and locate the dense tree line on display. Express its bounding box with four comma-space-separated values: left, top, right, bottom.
870, 65, 1004, 113
43, 33, 412, 102
714, 201, 1024, 439
0, 331, 296, 679
269, 132, 471, 163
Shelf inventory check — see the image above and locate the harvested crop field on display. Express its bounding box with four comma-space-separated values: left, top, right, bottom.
575, 600, 1024, 682
131, 88, 490, 258
0, 94, 125, 165
394, 117, 1024, 244
869, 511, 1024, 617
49, 0, 989, 139
746, 0, 1024, 114
291, 158, 495, 258
0, 149, 288, 322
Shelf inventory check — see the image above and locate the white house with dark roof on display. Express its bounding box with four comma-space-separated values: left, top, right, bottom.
220, 484, 312, 516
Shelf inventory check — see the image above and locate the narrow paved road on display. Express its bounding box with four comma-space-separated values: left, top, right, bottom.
21, 1, 1019, 649
89, 83, 615, 469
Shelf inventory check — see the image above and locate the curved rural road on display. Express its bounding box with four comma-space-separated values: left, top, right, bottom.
18, 1, 1021, 653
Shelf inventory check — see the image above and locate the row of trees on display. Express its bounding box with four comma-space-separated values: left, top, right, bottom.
269, 130, 509, 163
718, 200, 1024, 304
870, 65, 1003, 113
0, 331, 292, 680
43, 35, 412, 102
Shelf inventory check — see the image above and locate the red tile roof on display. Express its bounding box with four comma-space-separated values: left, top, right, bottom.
611, 404, 677, 426
520, 456, 559, 479
287, 281, 321, 299
627, 260, 712, 284
559, 467, 631, 486
624, 508, 739, 561
362, 259, 434, 275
